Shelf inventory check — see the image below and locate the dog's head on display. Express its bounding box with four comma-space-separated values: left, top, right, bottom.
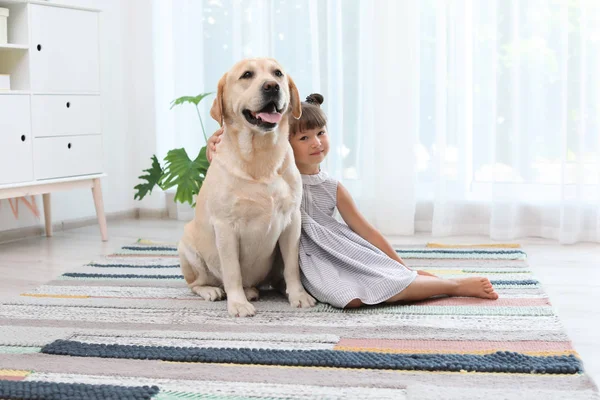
210, 58, 302, 132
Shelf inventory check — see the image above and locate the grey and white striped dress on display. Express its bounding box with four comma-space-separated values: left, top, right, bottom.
298, 170, 418, 308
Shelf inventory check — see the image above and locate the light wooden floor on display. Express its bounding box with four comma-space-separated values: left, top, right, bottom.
1, 218, 598, 386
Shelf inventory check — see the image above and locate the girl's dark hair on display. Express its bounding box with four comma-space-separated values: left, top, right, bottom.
289, 93, 327, 135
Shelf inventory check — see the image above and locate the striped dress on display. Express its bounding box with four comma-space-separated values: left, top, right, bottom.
299, 170, 418, 308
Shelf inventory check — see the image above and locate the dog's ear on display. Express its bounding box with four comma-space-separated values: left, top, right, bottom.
210, 73, 227, 126
288, 75, 302, 119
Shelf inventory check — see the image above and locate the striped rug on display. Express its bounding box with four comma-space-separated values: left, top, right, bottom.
0, 241, 598, 399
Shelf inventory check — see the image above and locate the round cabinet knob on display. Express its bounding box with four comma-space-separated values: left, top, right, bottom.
66, 102, 71, 108
37, 44, 42, 51
21, 135, 26, 142
67, 143, 72, 149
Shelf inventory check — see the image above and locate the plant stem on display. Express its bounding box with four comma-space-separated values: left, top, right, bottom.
195, 105, 208, 144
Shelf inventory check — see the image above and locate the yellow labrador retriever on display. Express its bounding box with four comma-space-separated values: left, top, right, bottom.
178, 58, 316, 317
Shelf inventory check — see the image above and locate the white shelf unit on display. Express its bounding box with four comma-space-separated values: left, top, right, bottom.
0, 0, 107, 241
0, 43, 28, 50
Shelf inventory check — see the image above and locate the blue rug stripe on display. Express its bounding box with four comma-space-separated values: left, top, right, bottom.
0, 380, 159, 399
121, 246, 526, 256
395, 249, 526, 255
122, 246, 177, 251
490, 279, 538, 285
89, 263, 179, 269
41, 340, 582, 374
62, 273, 183, 279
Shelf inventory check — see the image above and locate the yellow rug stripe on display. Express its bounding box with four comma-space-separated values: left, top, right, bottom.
414, 269, 464, 275
136, 239, 177, 246
0, 369, 31, 377
426, 243, 522, 248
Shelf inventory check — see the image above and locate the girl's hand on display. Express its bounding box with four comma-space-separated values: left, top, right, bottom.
207, 127, 224, 163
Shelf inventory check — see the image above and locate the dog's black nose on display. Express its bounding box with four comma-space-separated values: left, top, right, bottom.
262, 81, 280, 93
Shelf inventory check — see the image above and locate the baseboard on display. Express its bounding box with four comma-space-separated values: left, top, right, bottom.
0, 209, 139, 244
61, 209, 140, 231
0, 225, 47, 244
138, 208, 169, 219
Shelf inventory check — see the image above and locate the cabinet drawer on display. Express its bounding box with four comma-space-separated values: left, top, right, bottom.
33, 135, 103, 180
32, 95, 101, 137
30, 5, 100, 92
0, 95, 34, 185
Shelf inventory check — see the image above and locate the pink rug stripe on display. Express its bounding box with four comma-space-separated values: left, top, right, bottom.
413, 297, 549, 307
0, 376, 26, 381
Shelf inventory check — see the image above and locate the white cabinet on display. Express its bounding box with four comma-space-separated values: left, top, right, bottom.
0, 94, 33, 185
32, 95, 102, 137
0, 1, 107, 241
30, 5, 99, 93
34, 135, 103, 179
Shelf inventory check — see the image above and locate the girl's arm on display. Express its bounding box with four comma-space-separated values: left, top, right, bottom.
336, 182, 436, 276
336, 183, 406, 265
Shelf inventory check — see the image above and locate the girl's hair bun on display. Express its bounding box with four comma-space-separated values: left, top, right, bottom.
305, 93, 324, 106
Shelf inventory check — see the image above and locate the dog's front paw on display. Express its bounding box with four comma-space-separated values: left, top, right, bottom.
192, 286, 225, 301
288, 290, 317, 308
228, 300, 256, 317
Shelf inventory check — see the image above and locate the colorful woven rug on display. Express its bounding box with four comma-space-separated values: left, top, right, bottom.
0, 241, 598, 399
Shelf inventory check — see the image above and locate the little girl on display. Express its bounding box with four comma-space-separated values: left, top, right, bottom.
207, 93, 498, 308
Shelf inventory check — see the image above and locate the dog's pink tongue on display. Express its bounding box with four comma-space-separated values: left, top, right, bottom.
257, 112, 282, 124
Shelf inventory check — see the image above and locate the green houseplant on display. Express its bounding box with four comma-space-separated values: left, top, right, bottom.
133, 92, 214, 206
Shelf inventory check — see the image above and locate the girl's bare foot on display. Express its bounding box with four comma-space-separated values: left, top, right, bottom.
450, 277, 498, 300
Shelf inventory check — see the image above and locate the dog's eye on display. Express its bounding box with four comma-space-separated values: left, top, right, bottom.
240, 71, 253, 79
274, 70, 283, 77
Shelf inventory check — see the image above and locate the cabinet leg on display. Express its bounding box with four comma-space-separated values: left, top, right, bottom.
42, 193, 52, 237
91, 178, 108, 241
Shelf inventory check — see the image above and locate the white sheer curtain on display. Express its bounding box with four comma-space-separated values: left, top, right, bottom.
419, 0, 600, 244
152, 0, 600, 244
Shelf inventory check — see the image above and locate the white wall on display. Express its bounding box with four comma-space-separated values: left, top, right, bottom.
0, 0, 162, 232
125, 0, 165, 212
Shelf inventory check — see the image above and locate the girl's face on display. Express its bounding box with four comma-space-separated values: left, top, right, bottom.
290, 126, 330, 169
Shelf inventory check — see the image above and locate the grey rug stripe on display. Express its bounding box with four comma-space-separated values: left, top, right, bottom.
0, 318, 569, 342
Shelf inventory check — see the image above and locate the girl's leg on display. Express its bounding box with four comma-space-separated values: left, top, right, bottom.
345, 298, 363, 308
387, 276, 498, 303
344, 276, 498, 308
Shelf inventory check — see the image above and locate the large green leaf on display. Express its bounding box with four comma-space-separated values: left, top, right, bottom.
169, 92, 214, 109
132, 92, 214, 205
196, 146, 210, 170
133, 155, 164, 201
170, 92, 215, 143
160, 147, 209, 205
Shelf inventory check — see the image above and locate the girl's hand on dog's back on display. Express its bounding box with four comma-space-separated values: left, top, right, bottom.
207, 127, 224, 163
